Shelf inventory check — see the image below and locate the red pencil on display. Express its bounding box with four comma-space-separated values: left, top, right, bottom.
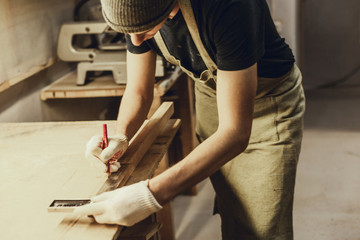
102, 124, 111, 174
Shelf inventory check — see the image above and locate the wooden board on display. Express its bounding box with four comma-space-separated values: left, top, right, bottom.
97, 102, 174, 193
0, 104, 179, 239
40, 72, 127, 100
40, 67, 183, 100
126, 119, 181, 186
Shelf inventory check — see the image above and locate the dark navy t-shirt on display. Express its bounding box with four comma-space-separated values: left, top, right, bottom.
126, 0, 295, 78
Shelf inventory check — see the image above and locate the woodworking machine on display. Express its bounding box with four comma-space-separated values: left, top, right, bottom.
57, 22, 165, 85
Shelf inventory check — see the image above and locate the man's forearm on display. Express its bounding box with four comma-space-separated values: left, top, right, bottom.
115, 89, 153, 140
149, 128, 249, 206
115, 50, 157, 140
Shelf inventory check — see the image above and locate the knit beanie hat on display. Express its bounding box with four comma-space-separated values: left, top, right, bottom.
100, 0, 177, 33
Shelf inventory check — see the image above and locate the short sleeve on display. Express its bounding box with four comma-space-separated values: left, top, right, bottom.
211, 1, 265, 71
125, 34, 151, 54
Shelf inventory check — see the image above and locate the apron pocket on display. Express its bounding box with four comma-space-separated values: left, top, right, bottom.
249, 96, 279, 144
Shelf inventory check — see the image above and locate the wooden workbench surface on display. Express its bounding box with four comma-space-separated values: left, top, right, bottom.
40, 67, 183, 100
0, 117, 179, 239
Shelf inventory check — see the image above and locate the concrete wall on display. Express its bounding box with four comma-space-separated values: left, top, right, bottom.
0, 0, 74, 86
268, 0, 360, 89
0, 62, 70, 122
302, 0, 360, 89
0, 62, 120, 122
0, 1, 120, 123
267, 0, 302, 65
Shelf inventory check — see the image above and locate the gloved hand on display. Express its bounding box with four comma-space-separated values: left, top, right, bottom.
74, 180, 163, 226
85, 134, 128, 173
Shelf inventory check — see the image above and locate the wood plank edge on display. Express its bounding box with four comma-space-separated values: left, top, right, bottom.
126, 119, 181, 185
58, 102, 175, 239
99, 102, 174, 192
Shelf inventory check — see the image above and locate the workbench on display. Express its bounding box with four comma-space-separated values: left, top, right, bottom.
40, 67, 197, 189
40, 67, 196, 163
40, 67, 183, 101
0, 103, 180, 239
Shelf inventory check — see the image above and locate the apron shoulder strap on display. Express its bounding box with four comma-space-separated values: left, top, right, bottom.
154, 32, 201, 80
179, 0, 217, 76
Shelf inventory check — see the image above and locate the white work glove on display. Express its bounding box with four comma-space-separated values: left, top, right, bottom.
85, 134, 128, 173
74, 180, 163, 226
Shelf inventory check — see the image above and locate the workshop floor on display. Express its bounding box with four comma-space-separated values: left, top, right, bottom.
171, 87, 360, 240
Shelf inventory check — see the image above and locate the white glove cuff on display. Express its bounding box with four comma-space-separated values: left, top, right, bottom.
113, 134, 128, 143
136, 180, 163, 213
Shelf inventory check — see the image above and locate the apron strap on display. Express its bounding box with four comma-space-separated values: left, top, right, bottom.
154, 32, 200, 80
178, 0, 217, 77
154, 0, 218, 81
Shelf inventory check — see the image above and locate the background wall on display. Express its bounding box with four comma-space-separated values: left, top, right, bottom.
0, 0, 120, 123
0, 0, 74, 90
0, 61, 120, 122
302, 0, 360, 89
1, 0, 359, 122
267, 0, 302, 66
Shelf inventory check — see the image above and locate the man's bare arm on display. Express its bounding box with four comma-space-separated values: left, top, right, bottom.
115, 50, 157, 140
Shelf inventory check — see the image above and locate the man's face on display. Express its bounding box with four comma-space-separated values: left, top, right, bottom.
128, 18, 167, 46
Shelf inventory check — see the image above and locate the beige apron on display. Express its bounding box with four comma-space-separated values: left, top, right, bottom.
154, 0, 305, 239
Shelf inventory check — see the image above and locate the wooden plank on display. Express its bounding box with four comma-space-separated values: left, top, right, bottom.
0, 104, 179, 239
172, 74, 196, 159
40, 69, 181, 100
126, 119, 180, 240
58, 102, 175, 239
171, 75, 198, 195
40, 72, 126, 100
0, 121, 115, 240
120, 119, 180, 240
126, 119, 181, 185
98, 101, 174, 193
153, 67, 183, 97
118, 222, 161, 240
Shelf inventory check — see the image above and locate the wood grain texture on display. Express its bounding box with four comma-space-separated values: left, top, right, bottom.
0, 121, 114, 240
118, 221, 161, 240
40, 69, 182, 100
0, 102, 179, 239
98, 102, 174, 193
126, 119, 181, 185
56, 102, 175, 239
40, 72, 126, 100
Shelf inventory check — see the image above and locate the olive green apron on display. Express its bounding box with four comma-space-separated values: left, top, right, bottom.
154, 0, 305, 239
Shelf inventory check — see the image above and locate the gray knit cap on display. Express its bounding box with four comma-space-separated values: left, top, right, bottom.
100, 0, 177, 33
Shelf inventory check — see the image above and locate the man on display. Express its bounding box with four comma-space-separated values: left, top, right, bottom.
77, 0, 305, 239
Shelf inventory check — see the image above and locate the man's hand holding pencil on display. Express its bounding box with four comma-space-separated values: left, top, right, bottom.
85, 124, 128, 174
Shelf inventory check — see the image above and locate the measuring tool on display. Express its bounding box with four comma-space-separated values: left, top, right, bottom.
48, 199, 91, 212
